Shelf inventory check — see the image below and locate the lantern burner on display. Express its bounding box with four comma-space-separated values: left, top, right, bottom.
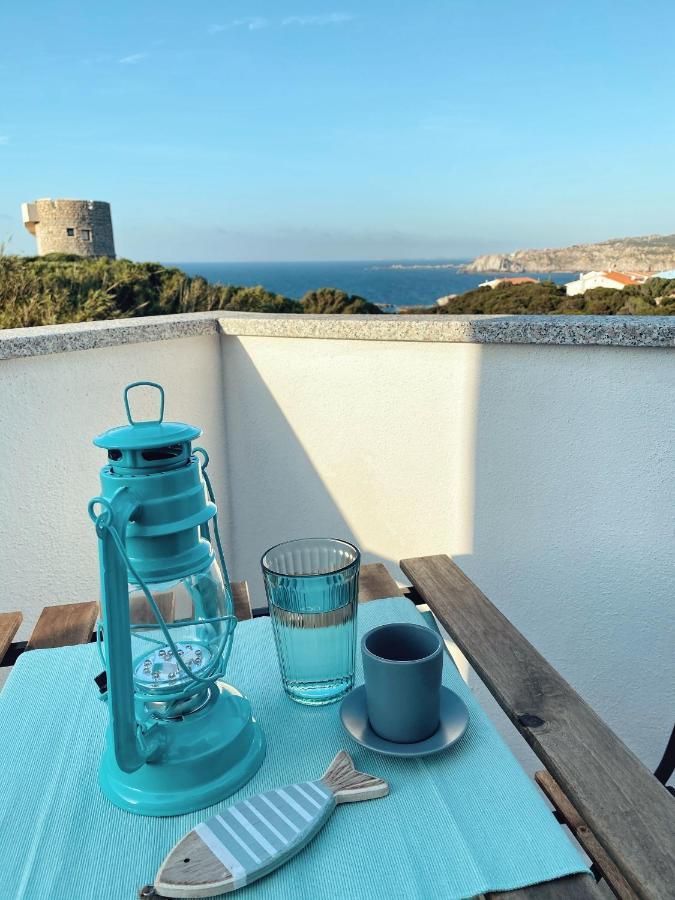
133, 642, 212, 690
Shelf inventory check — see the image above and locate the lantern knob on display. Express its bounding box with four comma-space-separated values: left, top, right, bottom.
124, 381, 165, 426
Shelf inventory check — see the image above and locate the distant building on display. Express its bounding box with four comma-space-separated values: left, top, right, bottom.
479, 277, 539, 289
564, 271, 648, 296
435, 294, 457, 307
22, 198, 115, 258
653, 270, 675, 279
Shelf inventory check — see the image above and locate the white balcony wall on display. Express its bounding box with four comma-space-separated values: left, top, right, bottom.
0, 314, 672, 776
222, 334, 674, 774
0, 333, 227, 642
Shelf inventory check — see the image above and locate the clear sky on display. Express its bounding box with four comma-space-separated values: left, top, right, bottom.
2, 1, 675, 261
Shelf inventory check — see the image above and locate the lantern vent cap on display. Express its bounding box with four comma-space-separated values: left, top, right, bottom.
93, 381, 201, 451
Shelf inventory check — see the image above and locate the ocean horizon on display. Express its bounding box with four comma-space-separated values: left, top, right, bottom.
172, 260, 576, 308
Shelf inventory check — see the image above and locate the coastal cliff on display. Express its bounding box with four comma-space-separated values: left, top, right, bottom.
464, 233, 675, 273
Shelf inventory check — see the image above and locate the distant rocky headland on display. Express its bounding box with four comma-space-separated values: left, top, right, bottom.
371, 262, 461, 270
463, 233, 675, 273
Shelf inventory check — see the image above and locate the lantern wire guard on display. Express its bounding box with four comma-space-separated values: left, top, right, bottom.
89, 454, 235, 697
88, 382, 265, 816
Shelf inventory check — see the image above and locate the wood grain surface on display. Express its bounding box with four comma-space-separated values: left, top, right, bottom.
358, 563, 403, 602
535, 770, 639, 900
26, 601, 98, 651
0, 611, 22, 663
231, 581, 253, 621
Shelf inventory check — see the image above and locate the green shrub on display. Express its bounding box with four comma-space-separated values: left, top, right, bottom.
300, 287, 382, 314
421, 279, 675, 316
0, 255, 383, 328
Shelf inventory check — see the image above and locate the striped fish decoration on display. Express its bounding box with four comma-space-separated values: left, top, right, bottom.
153, 751, 389, 898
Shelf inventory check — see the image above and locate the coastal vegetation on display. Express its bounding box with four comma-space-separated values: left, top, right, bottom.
300, 287, 381, 314
0, 254, 382, 328
1, 254, 673, 329
418, 279, 675, 316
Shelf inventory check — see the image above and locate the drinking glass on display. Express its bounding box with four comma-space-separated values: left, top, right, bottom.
261, 538, 360, 705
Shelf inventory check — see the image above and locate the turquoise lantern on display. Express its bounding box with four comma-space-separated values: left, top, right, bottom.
88, 382, 265, 816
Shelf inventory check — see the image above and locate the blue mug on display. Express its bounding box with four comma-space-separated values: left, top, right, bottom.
362, 622, 443, 743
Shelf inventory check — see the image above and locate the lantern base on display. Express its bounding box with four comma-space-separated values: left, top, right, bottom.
99, 681, 265, 816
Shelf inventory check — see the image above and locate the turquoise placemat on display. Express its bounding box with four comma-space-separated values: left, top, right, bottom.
0, 597, 587, 899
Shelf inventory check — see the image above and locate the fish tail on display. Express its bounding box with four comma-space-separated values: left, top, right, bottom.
320, 751, 389, 804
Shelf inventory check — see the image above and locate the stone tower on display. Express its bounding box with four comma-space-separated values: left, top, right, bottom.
22, 198, 116, 258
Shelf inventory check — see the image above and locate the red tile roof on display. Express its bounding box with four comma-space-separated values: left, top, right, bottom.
601, 271, 641, 285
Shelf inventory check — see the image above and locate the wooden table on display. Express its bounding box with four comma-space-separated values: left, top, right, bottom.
2, 557, 673, 900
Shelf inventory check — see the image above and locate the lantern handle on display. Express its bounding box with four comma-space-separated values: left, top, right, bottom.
123, 381, 165, 426
89, 488, 160, 774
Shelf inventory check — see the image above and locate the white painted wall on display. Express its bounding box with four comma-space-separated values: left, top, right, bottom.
565, 272, 633, 295
221, 335, 675, 774
0, 334, 227, 642
1, 329, 673, 778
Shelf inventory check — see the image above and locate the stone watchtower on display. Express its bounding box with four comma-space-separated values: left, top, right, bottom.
22, 198, 116, 258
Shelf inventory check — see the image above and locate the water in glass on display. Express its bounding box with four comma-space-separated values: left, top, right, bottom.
261, 538, 360, 705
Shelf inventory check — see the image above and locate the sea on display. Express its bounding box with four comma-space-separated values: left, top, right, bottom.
172, 261, 576, 310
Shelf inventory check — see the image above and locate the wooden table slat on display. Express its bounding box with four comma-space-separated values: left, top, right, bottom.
26, 601, 99, 651
0, 611, 23, 664
231, 580, 253, 621
535, 770, 640, 900
358, 562, 404, 602
400, 554, 675, 900
129, 591, 175, 626
487, 872, 604, 900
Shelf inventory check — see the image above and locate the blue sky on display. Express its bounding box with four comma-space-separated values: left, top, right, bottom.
2, 1, 675, 261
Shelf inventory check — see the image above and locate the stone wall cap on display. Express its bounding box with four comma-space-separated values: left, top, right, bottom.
217, 312, 675, 349
0, 311, 673, 360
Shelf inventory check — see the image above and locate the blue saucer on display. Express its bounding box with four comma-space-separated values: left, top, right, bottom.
339, 684, 469, 757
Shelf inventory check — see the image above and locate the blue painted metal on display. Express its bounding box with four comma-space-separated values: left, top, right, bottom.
89, 489, 159, 774
89, 382, 265, 815
97, 452, 217, 584
99, 683, 265, 815
94, 382, 201, 451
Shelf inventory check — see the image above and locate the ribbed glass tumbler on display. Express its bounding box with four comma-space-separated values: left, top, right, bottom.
261, 538, 360, 705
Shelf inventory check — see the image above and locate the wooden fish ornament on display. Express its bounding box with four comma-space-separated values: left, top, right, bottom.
153, 751, 389, 898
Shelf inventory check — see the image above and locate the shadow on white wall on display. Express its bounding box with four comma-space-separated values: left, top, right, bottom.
219, 335, 480, 603
220, 335, 674, 776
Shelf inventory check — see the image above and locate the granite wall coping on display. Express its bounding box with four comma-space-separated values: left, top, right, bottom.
0, 311, 224, 359
1, 311, 673, 360
217, 312, 675, 348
